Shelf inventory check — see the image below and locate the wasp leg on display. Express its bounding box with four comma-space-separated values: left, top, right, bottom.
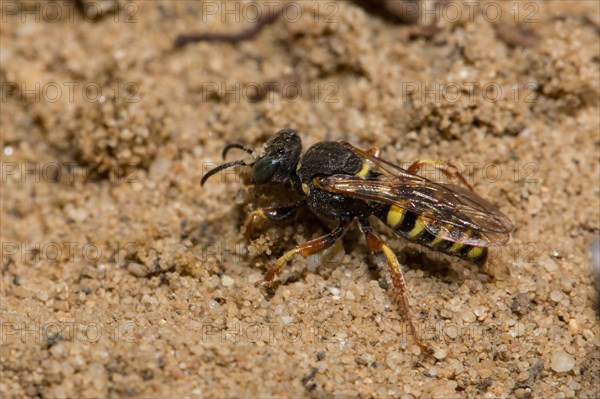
367, 146, 382, 158
357, 218, 428, 352
243, 203, 303, 239
259, 221, 349, 286
407, 159, 474, 191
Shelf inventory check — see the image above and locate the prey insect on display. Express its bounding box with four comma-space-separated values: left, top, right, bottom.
201, 128, 514, 350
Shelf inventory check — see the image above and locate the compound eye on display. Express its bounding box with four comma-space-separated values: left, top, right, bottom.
276, 148, 286, 156
252, 156, 280, 185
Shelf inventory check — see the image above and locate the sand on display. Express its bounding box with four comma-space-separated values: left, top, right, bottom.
1, 0, 599, 398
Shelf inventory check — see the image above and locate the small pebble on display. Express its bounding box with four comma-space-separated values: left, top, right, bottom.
127, 263, 149, 277
385, 351, 403, 369
527, 195, 542, 215
560, 276, 575, 293
462, 310, 476, 323
169, 366, 184, 379
53, 300, 70, 312
542, 255, 558, 272
550, 351, 575, 373
568, 319, 579, 335
444, 327, 459, 340
208, 274, 220, 289
49, 343, 64, 357
431, 381, 458, 398
80, 265, 99, 279
550, 290, 563, 303
449, 358, 464, 374
149, 158, 172, 180
474, 306, 488, 320
35, 290, 49, 302
221, 275, 234, 287
141, 294, 158, 305
13, 286, 29, 298
434, 348, 447, 360
517, 371, 530, 382
511, 293, 531, 315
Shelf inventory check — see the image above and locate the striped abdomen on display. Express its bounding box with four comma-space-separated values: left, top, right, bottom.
377, 204, 487, 263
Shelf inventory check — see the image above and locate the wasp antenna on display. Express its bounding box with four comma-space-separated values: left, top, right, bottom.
201, 160, 246, 187
222, 143, 253, 160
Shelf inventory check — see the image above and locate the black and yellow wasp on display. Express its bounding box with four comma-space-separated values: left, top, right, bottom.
201, 128, 514, 349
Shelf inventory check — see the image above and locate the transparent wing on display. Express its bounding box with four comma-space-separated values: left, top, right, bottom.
317, 143, 514, 246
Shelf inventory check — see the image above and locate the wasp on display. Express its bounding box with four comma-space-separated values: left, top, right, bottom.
201, 128, 514, 350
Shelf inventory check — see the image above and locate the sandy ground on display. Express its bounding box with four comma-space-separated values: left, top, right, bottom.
1, 0, 599, 398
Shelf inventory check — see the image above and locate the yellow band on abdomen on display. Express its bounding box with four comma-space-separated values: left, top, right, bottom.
386, 205, 406, 228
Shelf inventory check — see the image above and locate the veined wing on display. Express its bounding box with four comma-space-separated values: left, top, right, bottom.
317, 143, 514, 246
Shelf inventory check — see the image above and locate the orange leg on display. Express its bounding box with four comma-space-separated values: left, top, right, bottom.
243, 209, 267, 239
259, 222, 349, 286
358, 218, 428, 352
407, 159, 474, 191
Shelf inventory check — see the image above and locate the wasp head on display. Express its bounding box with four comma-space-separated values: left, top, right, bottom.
252, 128, 301, 185
201, 128, 302, 187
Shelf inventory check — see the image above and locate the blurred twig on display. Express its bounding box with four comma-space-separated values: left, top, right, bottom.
494, 23, 539, 48
350, 0, 421, 24
174, 4, 287, 48
173, 0, 425, 48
